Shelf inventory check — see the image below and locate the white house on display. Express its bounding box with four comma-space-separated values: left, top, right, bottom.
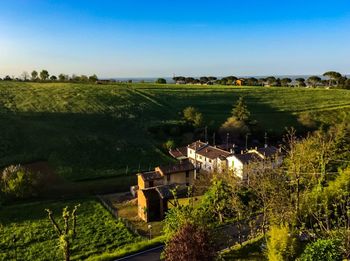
170, 140, 283, 180
186, 141, 230, 173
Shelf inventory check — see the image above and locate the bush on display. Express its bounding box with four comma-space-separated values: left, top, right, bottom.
266, 225, 298, 261
0, 165, 42, 200
299, 239, 342, 261
163, 139, 175, 150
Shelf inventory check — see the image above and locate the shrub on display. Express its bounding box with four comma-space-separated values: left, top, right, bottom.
299, 239, 342, 261
0, 165, 42, 199
163, 139, 175, 150
266, 225, 298, 261
164, 223, 216, 261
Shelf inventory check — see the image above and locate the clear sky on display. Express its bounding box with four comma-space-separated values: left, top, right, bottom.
1, 0, 350, 78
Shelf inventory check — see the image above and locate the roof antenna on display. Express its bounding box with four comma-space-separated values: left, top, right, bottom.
264, 132, 268, 148
213, 132, 216, 146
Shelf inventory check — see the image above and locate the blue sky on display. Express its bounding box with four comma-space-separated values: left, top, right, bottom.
1, 0, 350, 78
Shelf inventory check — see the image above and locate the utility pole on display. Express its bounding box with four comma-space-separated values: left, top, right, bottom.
264, 132, 268, 148
204, 126, 208, 143
226, 133, 229, 151
213, 132, 216, 146
245, 133, 250, 150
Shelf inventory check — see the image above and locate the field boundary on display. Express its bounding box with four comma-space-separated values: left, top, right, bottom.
96, 195, 142, 237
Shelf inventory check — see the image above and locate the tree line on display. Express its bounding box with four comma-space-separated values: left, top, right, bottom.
173, 71, 350, 89
0, 70, 99, 83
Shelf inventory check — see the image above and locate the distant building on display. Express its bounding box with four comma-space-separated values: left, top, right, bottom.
136, 160, 195, 222
236, 79, 245, 86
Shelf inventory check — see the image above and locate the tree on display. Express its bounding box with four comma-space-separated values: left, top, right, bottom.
155, 78, 166, 84
50, 75, 57, 81
31, 70, 38, 81
295, 78, 306, 87
59, 74, 68, 81
4, 75, 12, 81
46, 205, 80, 261
199, 76, 209, 84
164, 223, 217, 261
21, 71, 30, 81
323, 71, 342, 87
307, 76, 321, 87
258, 78, 267, 86
185, 77, 195, 84
281, 78, 292, 87
80, 75, 88, 82
40, 70, 49, 81
183, 107, 204, 127
245, 77, 259, 86
0, 165, 41, 199
248, 167, 292, 236
88, 74, 98, 82
200, 179, 234, 223
232, 97, 250, 122
266, 76, 277, 86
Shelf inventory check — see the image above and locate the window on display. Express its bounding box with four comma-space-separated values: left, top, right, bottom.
209, 159, 212, 163
149, 181, 154, 187
185, 171, 189, 178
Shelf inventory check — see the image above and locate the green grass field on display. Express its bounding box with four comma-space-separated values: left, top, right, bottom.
0, 199, 142, 260
1, 81, 350, 183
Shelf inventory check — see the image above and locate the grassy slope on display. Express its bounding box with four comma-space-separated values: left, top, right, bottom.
0, 199, 142, 260
1, 81, 350, 182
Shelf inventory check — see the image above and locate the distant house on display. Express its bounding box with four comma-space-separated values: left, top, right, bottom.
236, 79, 245, 86
137, 160, 195, 222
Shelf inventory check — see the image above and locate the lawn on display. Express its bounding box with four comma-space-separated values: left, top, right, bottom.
0, 198, 142, 260
1, 81, 350, 184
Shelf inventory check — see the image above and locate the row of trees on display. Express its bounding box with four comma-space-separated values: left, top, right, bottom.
163, 122, 350, 260
173, 71, 350, 88
0, 70, 98, 83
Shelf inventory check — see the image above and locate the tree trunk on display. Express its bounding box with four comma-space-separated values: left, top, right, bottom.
64, 241, 70, 261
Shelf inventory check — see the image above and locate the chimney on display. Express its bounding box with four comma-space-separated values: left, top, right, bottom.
230, 149, 233, 153
255, 146, 257, 150
241, 150, 244, 154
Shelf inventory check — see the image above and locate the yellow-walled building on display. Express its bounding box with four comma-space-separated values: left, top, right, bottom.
137, 160, 195, 222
